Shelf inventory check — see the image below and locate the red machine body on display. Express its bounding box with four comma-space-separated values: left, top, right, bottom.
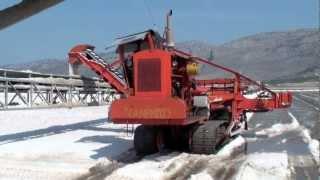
68, 27, 292, 154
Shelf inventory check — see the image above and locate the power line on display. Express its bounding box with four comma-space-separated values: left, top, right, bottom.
143, 0, 157, 28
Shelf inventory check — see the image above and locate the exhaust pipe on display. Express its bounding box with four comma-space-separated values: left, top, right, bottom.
165, 10, 175, 48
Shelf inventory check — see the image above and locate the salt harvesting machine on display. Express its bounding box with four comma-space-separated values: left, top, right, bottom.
68, 11, 292, 154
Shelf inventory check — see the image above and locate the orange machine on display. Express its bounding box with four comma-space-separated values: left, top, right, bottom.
68, 11, 291, 154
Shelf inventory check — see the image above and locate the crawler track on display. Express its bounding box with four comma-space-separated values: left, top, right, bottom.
191, 121, 227, 154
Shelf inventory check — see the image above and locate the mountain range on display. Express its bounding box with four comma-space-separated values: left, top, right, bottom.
1, 28, 319, 82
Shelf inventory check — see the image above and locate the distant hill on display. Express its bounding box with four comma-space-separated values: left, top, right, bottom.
1, 28, 319, 82
1, 59, 68, 75
177, 29, 319, 81
0, 58, 101, 77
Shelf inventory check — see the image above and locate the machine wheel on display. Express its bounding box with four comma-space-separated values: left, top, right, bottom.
134, 125, 164, 155
190, 121, 228, 154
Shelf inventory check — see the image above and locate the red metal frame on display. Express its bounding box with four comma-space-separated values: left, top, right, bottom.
68, 31, 292, 130
172, 48, 292, 123
68, 44, 129, 95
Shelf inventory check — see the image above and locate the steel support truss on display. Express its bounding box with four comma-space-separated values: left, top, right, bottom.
0, 69, 117, 110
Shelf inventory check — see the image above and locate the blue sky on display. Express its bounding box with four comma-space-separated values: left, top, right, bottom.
0, 0, 318, 65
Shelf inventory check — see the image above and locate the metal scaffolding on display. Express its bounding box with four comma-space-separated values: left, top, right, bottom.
0, 69, 117, 110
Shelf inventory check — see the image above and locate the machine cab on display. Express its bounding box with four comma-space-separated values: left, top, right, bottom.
115, 29, 172, 97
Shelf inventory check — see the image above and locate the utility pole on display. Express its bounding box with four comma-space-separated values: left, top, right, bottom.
316, 73, 320, 122
318, 0, 320, 121
0, 0, 64, 31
